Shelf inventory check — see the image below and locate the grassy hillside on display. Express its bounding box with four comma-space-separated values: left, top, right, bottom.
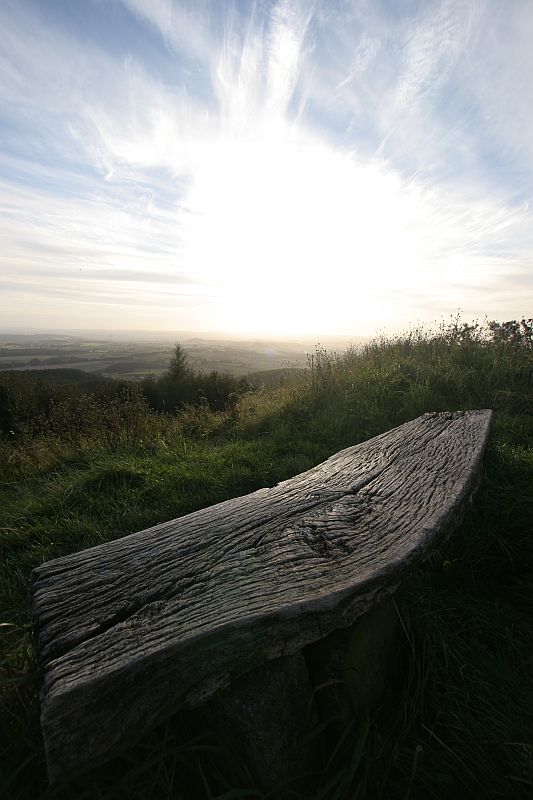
1, 318, 532, 799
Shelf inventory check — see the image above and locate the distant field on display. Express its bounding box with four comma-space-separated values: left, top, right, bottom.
0, 354, 58, 364
0, 333, 321, 379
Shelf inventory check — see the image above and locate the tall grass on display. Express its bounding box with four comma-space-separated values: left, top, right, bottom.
1, 318, 532, 799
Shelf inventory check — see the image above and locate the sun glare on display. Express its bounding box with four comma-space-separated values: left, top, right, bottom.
179, 128, 419, 333
176, 118, 501, 334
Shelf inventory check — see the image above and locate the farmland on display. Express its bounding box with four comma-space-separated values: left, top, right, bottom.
0, 331, 340, 380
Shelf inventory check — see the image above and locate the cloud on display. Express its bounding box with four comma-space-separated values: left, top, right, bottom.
0, 0, 532, 334
389, 0, 478, 115
118, 0, 217, 64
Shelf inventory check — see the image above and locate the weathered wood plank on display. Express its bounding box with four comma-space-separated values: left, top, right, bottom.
32, 410, 492, 780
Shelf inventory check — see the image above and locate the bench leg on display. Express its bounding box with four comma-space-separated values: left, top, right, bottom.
304, 598, 402, 740
209, 650, 322, 795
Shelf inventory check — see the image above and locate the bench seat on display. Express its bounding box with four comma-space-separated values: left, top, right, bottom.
32, 409, 492, 781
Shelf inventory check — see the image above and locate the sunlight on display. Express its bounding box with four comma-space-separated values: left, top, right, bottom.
180, 128, 423, 333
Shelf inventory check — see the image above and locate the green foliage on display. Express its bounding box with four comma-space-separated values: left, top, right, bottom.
168, 343, 193, 382
142, 342, 249, 413
488, 317, 533, 348
0, 318, 532, 799
0, 371, 136, 437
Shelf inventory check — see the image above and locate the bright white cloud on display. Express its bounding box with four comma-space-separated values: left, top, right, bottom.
0, 0, 532, 335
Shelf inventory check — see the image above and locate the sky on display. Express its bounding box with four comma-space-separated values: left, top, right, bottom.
1, 0, 532, 336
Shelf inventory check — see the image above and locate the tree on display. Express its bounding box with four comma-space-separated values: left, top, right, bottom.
167, 343, 192, 383
161, 343, 196, 410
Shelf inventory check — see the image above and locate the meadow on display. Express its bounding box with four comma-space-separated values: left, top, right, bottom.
0, 318, 532, 799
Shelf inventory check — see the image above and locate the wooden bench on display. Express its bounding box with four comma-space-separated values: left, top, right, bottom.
32, 410, 492, 785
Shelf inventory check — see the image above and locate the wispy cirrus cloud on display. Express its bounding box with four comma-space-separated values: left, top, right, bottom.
0, 0, 532, 334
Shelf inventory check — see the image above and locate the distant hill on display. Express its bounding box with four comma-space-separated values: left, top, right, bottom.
9, 368, 111, 389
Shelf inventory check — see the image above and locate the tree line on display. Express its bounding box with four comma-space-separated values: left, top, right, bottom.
0, 343, 250, 435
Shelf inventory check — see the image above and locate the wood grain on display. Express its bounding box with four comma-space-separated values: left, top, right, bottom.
32, 410, 492, 780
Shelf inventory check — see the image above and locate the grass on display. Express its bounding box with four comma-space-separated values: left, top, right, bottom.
1, 318, 532, 798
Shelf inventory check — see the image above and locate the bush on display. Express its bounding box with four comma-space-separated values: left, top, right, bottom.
142, 344, 250, 413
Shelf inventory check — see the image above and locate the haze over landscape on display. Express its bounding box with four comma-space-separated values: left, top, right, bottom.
1, 0, 532, 337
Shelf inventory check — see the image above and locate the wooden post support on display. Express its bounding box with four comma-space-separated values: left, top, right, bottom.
210, 652, 321, 795
305, 599, 401, 736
